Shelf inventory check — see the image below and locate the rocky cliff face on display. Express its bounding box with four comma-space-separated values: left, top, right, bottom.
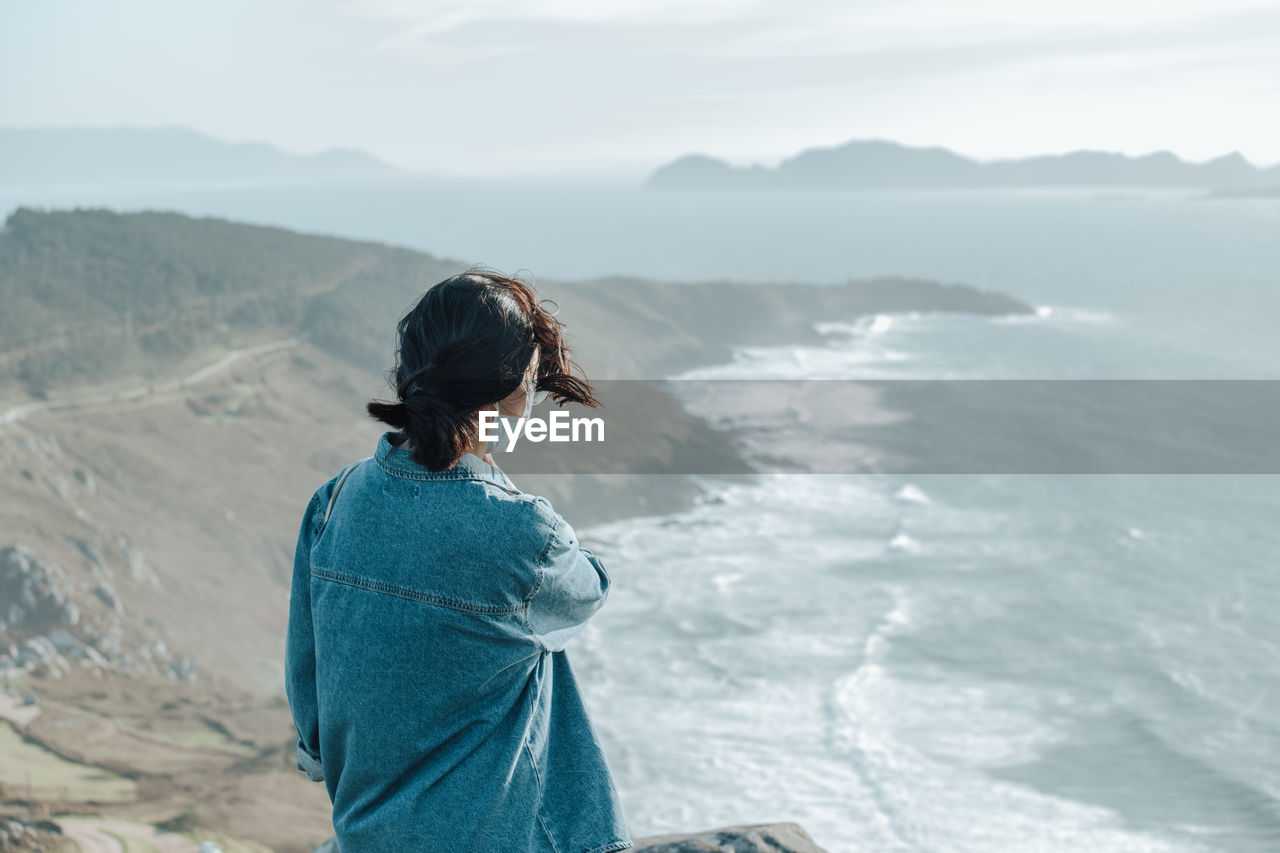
629, 823, 829, 852
0, 817, 70, 851
0, 543, 194, 683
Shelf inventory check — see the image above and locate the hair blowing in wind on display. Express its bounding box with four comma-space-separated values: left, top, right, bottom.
366, 268, 599, 471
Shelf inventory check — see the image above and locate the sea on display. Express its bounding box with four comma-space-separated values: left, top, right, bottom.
5, 178, 1279, 852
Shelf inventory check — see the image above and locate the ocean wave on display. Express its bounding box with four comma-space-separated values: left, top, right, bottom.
887, 531, 922, 553
674, 338, 910, 380
824, 652, 1210, 852
992, 305, 1118, 325
815, 312, 909, 338
893, 483, 933, 505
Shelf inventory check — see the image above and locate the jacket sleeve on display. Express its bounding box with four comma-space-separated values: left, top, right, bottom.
285, 488, 326, 782
525, 503, 611, 653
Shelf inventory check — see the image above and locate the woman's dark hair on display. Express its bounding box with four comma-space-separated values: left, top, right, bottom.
366, 267, 599, 471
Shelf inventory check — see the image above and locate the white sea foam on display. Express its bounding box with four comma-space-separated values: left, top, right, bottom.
711, 572, 745, 593
672, 311, 924, 381
893, 483, 932, 505
887, 531, 922, 553
816, 313, 902, 338
992, 305, 1118, 325
675, 341, 909, 380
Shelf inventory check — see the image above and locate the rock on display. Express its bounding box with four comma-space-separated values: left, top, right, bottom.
46, 628, 81, 654
0, 546, 179, 681
16, 636, 62, 668
73, 467, 97, 495
91, 583, 124, 614
631, 823, 830, 852
71, 537, 114, 582
170, 657, 198, 682
0, 545, 80, 631
0, 817, 63, 850
53, 469, 76, 500
14, 636, 66, 678
122, 536, 161, 587
89, 622, 124, 656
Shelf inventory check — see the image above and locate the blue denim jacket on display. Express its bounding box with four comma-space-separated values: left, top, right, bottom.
285, 431, 632, 853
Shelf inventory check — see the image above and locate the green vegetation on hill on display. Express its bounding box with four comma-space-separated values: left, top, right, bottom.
0, 206, 1032, 400
0, 206, 457, 396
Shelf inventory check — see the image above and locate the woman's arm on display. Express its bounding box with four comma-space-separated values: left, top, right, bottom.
284, 489, 326, 782
525, 503, 611, 652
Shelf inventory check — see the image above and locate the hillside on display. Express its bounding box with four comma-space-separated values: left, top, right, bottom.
0, 206, 1029, 394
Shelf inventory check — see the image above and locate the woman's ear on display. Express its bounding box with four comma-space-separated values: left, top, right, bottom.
496, 386, 526, 418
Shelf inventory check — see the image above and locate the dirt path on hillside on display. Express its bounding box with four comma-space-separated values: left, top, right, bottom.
58, 817, 199, 852
57, 820, 122, 853
0, 336, 301, 429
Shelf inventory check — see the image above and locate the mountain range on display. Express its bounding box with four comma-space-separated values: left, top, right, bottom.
0, 125, 409, 189
6, 127, 1279, 192
645, 138, 1280, 191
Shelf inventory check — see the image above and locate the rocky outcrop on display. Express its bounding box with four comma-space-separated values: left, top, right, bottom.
0, 545, 80, 632
0, 817, 65, 851
0, 544, 196, 683
309, 823, 828, 853
630, 823, 828, 852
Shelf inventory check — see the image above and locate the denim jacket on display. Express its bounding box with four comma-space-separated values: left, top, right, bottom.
285, 431, 632, 853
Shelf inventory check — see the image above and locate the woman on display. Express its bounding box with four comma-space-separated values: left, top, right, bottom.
285, 269, 632, 853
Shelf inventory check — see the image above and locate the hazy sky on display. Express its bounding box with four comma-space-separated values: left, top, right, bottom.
3, 0, 1277, 176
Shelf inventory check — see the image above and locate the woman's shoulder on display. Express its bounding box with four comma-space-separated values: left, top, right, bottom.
465, 484, 578, 566
488, 487, 565, 538
468, 457, 565, 527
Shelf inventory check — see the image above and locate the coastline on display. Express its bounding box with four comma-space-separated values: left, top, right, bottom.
512, 277, 1034, 528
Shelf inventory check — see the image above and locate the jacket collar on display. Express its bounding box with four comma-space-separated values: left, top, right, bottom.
374, 430, 515, 489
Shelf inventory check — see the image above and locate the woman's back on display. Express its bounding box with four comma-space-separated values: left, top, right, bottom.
285, 432, 632, 853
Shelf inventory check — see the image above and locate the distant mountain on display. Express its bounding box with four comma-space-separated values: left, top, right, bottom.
0, 125, 411, 189
645, 139, 1280, 191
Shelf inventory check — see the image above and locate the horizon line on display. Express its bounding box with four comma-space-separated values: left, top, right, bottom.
2, 122, 1277, 177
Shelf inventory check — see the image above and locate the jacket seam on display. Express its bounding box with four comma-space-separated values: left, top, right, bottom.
524, 495, 560, 527
521, 601, 549, 654
523, 737, 562, 853
522, 513, 562, 653
583, 842, 633, 853
310, 566, 525, 614
374, 455, 522, 494
525, 518, 557, 602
